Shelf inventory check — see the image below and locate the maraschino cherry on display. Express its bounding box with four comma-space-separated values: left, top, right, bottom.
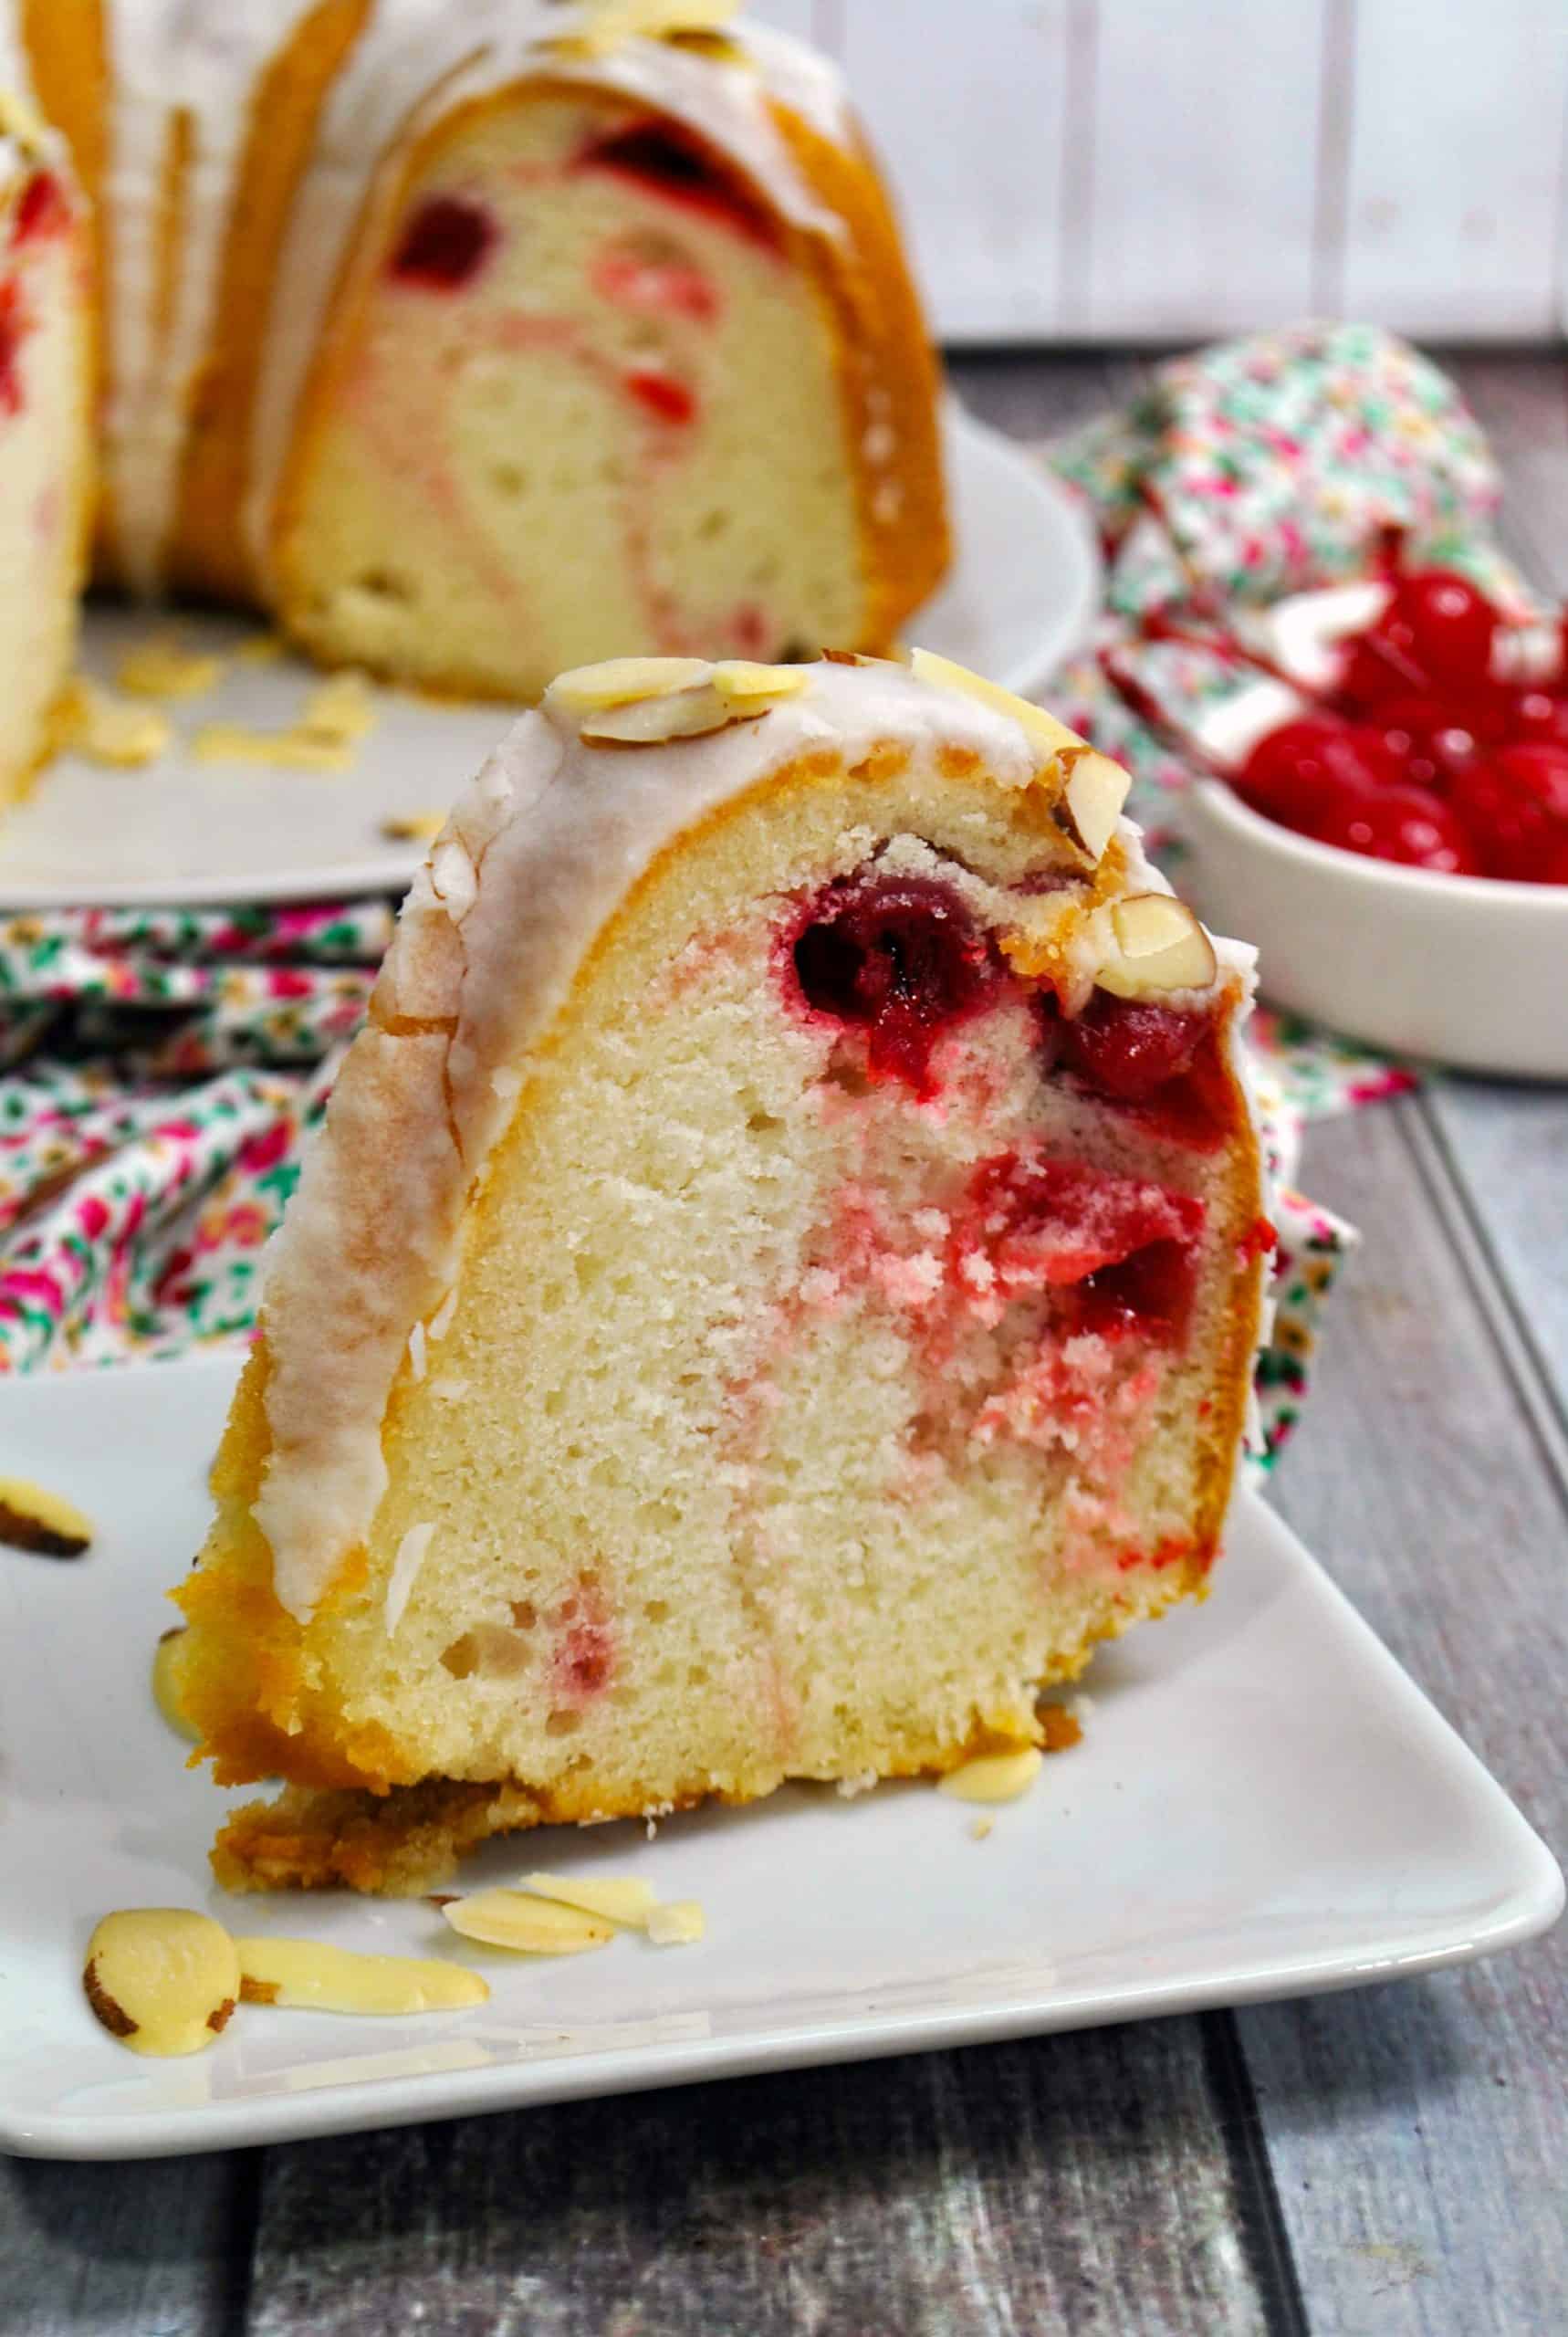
1228, 563, 1568, 885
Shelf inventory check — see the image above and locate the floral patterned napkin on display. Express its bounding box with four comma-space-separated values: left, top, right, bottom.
1042, 319, 1529, 829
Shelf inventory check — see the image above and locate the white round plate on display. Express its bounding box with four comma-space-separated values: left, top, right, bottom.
0, 407, 1097, 909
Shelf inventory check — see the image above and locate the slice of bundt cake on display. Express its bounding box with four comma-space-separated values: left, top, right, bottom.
0, 96, 90, 810
174, 651, 1269, 1893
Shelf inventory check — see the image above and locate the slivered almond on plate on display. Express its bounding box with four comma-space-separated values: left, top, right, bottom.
235, 1937, 488, 2015
441, 1888, 614, 1954
647, 1900, 706, 1946
937, 1746, 1043, 1805
83, 1909, 240, 2057
517, 1872, 659, 1928
0, 1474, 93, 1556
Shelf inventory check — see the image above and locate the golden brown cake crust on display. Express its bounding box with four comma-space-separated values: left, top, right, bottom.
167, 0, 373, 601
768, 101, 950, 653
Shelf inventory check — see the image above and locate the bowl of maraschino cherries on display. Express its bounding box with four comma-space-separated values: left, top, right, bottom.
1181, 561, 1568, 1076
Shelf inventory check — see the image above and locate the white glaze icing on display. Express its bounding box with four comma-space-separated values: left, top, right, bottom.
8, 3, 851, 592
250, 655, 1257, 1620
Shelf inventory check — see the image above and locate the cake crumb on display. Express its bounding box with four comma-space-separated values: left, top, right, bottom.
1040, 1704, 1083, 1755
834, 1770, 879, 1799
115, 632, 223, 702
56, 677, 171, 769
969, 1817, 994, 1841
234, 632, 284, 665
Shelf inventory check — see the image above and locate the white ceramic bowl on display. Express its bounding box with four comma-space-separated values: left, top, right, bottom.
1184, 778, 1568, 1078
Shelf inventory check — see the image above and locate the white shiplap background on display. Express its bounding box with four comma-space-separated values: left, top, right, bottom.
752, 1, 1568, 343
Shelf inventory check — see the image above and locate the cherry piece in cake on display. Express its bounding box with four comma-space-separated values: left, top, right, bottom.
625, 368, 696, 425
388, 195, 497, 290
13, 171, 68, 246
791, 874, 998, 1095
964, 1148, 1205, 1340
0, 278, 26, 416
578, 121, 780, 249
1058, 992, 1207, 1104
1074, 1236, 1197, 1340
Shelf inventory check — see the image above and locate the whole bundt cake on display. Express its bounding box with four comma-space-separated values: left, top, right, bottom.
0, 0, 946, 726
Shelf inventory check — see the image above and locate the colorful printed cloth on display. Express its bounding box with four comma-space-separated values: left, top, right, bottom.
1043, 319, 1533, 854
0, 902, 390, 1370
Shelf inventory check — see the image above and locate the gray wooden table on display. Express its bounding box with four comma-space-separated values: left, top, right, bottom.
5, 353, 1565, 2337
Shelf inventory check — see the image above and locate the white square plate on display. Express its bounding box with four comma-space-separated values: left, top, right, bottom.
0, 1355, 1559, 2161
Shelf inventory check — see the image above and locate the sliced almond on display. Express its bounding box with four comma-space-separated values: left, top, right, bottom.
441, 1888, 614, 1955
83, 1910, 240, 2057
547, 655, 711, 715
578, 681, 768, 746
936, 1746, 1043, 1805
152, 1628, 200, 1742
0, 1474, 93, 1557
562, 0, 740, 52
1095, 892, 1218, 999
235, 1937, 488, 2015
0, 88, 51, 150
382, 811, 446, 844
647, 1900, 706, 1946
710, 660, 810, 707
906, 646, 1087, 766
1060, 750, 1131, 864
518, 1872, 659, 1928
56, 677, 171, 769
114, 633, 224, 703
302, 670, 378, 746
